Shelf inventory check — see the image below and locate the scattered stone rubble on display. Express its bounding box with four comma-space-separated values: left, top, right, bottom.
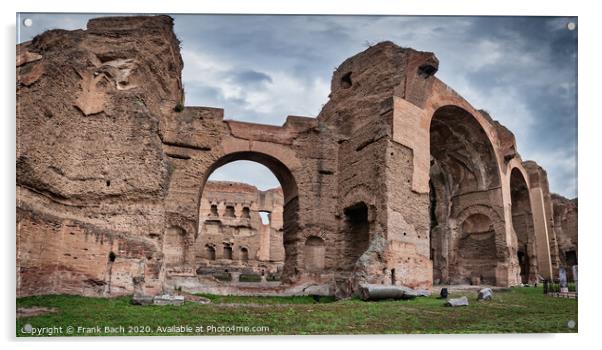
477, 288, 493, 301
445, 296, 469, 307
358, 284, 430, 301
131, 293, 210, 306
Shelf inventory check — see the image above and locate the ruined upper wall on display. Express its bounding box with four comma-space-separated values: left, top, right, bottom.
200, 181, 283, 222
551, 194, 578, 261
17, 15, 183, 209
17, 15, 185, 296
318, 41, 438, 135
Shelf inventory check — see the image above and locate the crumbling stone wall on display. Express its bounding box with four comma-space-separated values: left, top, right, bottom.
17, 16, 183, 296
16, 15, 575, 298
552, 194, 578, 279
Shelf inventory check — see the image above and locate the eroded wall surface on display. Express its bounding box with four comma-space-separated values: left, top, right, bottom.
17, 16, 182, 296
16, 15, 575, 298
552, 194, 578, 279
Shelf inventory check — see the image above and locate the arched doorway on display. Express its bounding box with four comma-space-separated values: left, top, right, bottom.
510, 167, 538, 284
195, 151, 299, 285
429, 105, 503, 285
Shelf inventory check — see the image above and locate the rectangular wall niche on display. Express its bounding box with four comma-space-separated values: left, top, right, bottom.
223, 245, 233, 259
304, 236, 325, 272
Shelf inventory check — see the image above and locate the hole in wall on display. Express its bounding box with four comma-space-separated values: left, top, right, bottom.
223, 244, 233, 260
259, 211, 271, 225
240, 247, 249, 262
242, 207, 251, 219
566, 250, 577, 266
210, 204, 219, 217
418, 64, 438, 78
224, 205, 236, 218
206, 245, 216, 260
340, 72, 352, 89
342, 202, 370, 269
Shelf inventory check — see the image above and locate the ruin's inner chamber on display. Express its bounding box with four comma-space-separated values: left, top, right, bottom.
429, 105, 503, 285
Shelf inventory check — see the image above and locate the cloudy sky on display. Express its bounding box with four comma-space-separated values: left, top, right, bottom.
17, 14, 578, 197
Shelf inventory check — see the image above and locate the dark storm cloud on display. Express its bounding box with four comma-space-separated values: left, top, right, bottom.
443, 16, 578, 197
17, 14, 578, 197
229, 70, 273, 85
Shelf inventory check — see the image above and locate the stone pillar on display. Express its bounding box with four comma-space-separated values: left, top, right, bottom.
385, 97, 434, 291
257, 224, 271, 261
230, 271, 241, 283
529, 187, 553, 279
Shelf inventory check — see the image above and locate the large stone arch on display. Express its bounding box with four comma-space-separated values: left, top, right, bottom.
157, 109, 340, 295
161, 143, 304, 287
198, 150, 300, 280
199, 151, 299, 205
428, 104, 507, 285
506, 160, 554, 281
521, 161, 555, 279
509, 166, 538, 283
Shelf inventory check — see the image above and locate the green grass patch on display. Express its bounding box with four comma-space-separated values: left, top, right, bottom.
193, 293, 336, 304
16, 287, 577, 337
266, 273, 280, 282
212, 272, 232, 282
238, 273, 262, 282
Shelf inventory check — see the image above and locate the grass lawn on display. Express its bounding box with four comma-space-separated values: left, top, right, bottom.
16, 287, 577, 336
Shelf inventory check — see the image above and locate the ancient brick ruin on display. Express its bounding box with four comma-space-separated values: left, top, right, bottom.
16, 15, 578, 298
184, 181, 285, 285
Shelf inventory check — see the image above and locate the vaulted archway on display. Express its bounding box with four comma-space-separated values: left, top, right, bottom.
429, 105, 504, 285
197, 151, 300, 284
510, 167, 538, 284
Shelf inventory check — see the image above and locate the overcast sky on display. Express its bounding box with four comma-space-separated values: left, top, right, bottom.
17, 14, 578, 197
